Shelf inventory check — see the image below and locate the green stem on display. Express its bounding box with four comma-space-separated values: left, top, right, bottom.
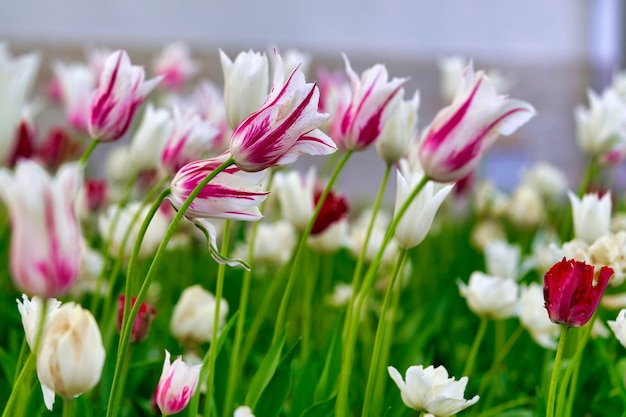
560, 322, 593, 417
79, 140, 99, 166
342, 164, 391, 342
100, 176, 170, 326
546, 326, 569, 417
106, 157, 235, 417
595, 339, 626, 408
362, 249, 407, 417
301, 249, 319, 362
273, 150, 353, 342
477, 325, 524, 398
62, 397, 75, 417
91, 175, 145, 316
335, 174, 429, 417
1, 353, 35, 417
462, 318, 489, 378
577, 156, 597, 197
240, 264, 288, 363
13, 337, 28, 382
203, 220, 231, 417
222, 171, 275, 417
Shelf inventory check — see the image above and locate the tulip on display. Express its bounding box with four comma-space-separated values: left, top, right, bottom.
311, 185, 349, 235
0, 160, 83, 297
88, 50, 161, 142
394, 159, 453, 249
588, 231, 626, 286
568, 191, 612, 244
418, 62, 536, 183
387, 364, 479, 416
506, 184, 546, 228
575, 88, 626, 156
228, 52, 336, 172
170, 285, 228, 345
37, 126, 83, 171
543, 258, 613, 327
186, 81, 230, 151
52, 61, 95, 133
316, 67, 351, 140
459, 272, 519, 319
521, 161, 568, 204
0, 43, 40, 164
375, 90, 420, 164
37, 302, 105, 409
155, 350, 202, 416
273, 168, 316, 231
16, 295, 61, 409
220, 49, 270, 129
6, 118, 37, 167
153, 42, 199, 91
234, 406, 255, 417
169, 155, 268, 266
129, 104, 174, 172
117, 295, 156, 343
234, 220, 296, 266
335, 55, 407, 151
484, 239, 520, 279
161, 107, 219, 173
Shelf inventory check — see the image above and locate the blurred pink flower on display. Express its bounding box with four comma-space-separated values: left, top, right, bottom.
155, 350, 201, 415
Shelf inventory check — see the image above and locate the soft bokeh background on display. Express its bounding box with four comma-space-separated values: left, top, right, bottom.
1, 0, 623, 195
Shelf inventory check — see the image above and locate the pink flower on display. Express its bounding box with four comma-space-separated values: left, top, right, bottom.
0, 160, 83, 298
334, 55, 407, 151
88, 50, 161, 142
36, 127, 83, 171
53, 61, 95, 133
544, 258, 613, 327
169, 155, 268, 267
161, 107, 219, 174
152, 42, 199, 91
418, 63, 536, 183
117, 295, 156, 343
155, 350, 201, 415
229, 52, 336, 172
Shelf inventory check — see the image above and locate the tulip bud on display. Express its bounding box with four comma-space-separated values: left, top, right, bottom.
458, 272, 518, 319
568, 191, 612, 244
170, 285, 229, 345
36, 303, 105, 408
117, 295, 156, 343
155, 350, 202, 415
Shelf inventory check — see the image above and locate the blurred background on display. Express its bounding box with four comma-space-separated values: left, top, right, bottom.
0, 0, 623, 194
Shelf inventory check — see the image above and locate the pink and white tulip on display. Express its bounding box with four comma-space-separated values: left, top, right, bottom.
229, 52, 336, 172
334, 55, 407, 151
155, 350, 202, 416
0, 160, 83, 298
88, 50, 161, 142
169, 155, 268, 266
419, 62, 536, 183
153, 42, 199, 91
161, 107, 219, 173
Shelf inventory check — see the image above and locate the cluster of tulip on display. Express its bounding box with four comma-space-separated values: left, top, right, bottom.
1, 40, 626, 417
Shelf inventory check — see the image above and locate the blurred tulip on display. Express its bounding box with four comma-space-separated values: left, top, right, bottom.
117, 295, 156, 343
153, 42, 199, 91
129, 104, 174, 172
0, 160, 83, 297
569, 191, 611, 244
170, 285, 228, 345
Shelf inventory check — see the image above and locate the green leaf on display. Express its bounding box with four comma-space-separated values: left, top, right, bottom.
0, 345, 17, 384
244, 329, 287, 409
254, 339, 300, 417
314, 321, 343, 402
299, 396, 335, 417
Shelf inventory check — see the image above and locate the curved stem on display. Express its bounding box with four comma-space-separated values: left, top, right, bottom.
78, 140, 99, 166
546, 326, 569, 417
222, 171, 275, 417
462, 318, 489, 378
335, 174, 429, 417
273, 150, 353, 342
342, 164, 391, 342
106, 157, 235, 417
203, 220, 231, 417
362, 249, 407, 417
